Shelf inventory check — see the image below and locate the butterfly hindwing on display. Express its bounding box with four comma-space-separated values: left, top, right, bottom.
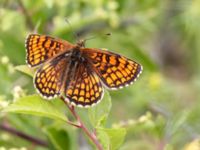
26, 34, 74, 67
83, 48, 142, 89
65, 62, 104, 107
34, 53, 70, 98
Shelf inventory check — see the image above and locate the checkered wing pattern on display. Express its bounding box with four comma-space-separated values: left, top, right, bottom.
34, 53, 70, 98
83, 48, 143, 89
25, 34, 74, 67
65, 63, 103, 107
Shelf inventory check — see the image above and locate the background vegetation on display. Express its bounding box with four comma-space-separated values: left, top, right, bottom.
0, 0, 200, 149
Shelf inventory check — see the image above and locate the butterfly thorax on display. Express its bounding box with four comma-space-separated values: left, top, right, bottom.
70, 47, 85, 63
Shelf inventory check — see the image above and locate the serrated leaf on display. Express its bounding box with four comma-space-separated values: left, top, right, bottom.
88, 90, 111, 127
96, 127, 127, 150
44, 126, 71, 150
4, 95, 68, 122
15, 65, 35, 77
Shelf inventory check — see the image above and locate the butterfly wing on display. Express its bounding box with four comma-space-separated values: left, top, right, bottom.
34, 52, 70, 99
25, 34, 75, 67
82, 48, 142, 89
65, 62, 104, 107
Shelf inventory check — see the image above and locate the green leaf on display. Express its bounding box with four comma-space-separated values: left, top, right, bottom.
96, 127, 127, 150
165, 111, 189, 139
44, 126, 71, 150
4, 95, 68, 122
15, 65, 35, 77
88, 90, 112, 127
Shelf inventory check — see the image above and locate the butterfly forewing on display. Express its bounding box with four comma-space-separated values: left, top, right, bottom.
34, 53, 70, 98
83, 48, 142, 89
65, 63, 104, 107
26, 34, 75, 67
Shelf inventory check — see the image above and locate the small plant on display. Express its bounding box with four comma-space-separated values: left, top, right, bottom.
4, 65, 127, 149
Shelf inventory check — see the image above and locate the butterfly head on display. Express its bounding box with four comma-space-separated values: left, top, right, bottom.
77, 39, 85, 48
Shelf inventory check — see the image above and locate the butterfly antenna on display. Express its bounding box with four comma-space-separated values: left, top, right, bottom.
84, 33, 111, 42
64, 18, 79, 41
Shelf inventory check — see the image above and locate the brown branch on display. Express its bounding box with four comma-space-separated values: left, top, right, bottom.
60, 96, 103, 150
17, 0, 34, 31
156, 139, 166, 150
0, 123, 48, 147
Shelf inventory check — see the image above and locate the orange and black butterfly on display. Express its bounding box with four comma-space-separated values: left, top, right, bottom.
25, 34, 142, 107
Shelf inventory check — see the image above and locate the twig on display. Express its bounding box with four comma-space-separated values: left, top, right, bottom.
157, 140, 166, 150
60, 96, 103, 150
17, 0, 34, 31
0, 123, 48, 147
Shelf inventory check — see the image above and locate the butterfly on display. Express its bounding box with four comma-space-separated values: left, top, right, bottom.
25, 34, 143, 107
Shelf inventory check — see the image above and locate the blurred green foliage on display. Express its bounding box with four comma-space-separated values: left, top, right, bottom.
1, 0, 200, 149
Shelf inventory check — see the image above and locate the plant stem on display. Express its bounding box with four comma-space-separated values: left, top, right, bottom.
60, 96, 103, 150
0, 123, 48, 147
66, 120, 81, 128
